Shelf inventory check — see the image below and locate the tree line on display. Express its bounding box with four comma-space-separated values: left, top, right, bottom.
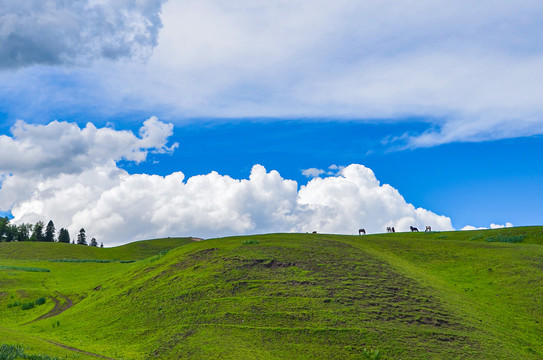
0, 217, 102, 247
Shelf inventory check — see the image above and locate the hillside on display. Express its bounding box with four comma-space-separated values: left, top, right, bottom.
0, 227, 542, 359
0, 237, 197, 261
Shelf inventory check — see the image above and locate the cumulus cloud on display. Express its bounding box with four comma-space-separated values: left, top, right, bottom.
490, 222, 514, 229
0, 0, 165, 68
461, 222, 513, 231
0, 116, 177, 177
0, 121, 453, 245
6, 163, 453, 245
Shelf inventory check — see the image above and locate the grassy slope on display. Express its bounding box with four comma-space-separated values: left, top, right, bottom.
1, 228, 542, 359
0, 237, 196, 359
0, 237, 197, 261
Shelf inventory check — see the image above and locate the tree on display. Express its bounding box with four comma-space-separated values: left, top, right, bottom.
30, 221, 45, 242
5, 224, 17, 242
0, 216, 9, 241
89, 237, 98, 247
58, 228, 71, 243
77, 228, 87, 245
16, 223, 32, 242
45, 220, 56, 242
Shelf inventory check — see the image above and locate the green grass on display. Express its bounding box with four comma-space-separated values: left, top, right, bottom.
0, 227, 541, 359
0, 237, 197, 261
0, 343, 61, 360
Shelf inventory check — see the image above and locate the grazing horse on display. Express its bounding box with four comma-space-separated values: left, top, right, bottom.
425, 226, 432, 232
359, 229, 366, 235
312, 231, 317, 234
391, 227, 395, 233
386, 226, 392, 233
410, 226, 419, 232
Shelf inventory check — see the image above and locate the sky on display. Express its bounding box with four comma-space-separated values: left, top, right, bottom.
0, 0, 542, 245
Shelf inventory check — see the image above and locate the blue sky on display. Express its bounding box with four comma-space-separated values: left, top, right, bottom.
0, 1, 542, 244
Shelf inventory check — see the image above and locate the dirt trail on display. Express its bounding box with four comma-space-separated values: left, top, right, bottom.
22, 291, 73, 325
44, 339, 117, 360
21, 292, 117, 359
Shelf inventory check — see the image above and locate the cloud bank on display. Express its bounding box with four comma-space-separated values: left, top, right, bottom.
0, 0, 165, 68
2, 1, 543, 147
106, 0, 543, 147
0, 119, 452, 245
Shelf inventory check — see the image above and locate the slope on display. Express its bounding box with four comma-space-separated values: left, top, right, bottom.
1, 228, 542, 359
0, 237, 197, 261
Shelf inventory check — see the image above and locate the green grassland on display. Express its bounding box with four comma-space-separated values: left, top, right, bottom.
0, 228, 542, 359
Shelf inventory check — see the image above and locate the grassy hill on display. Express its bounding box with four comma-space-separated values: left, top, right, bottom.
0, 237, 197, 261
0, 228, 542, 359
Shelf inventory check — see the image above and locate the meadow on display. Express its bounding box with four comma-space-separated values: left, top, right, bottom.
0, 227, 541, 359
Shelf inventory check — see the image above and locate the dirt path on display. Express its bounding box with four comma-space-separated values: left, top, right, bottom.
22, 291, 73, 325
20, 292, 117, 359
44, 339, 117, 360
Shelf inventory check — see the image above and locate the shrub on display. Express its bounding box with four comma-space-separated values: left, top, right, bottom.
0, 266, 50, 272
242, 240, 259, 245
21, 302, 35, 310
0, 343, 25, 360
485, 234, 525, 243
361, 348, 381, 359
50, 259, 116, 263
150, 250, 169, 262
0, 343, 61, 360
35, 297, 46, 305
7, 301, 20, 308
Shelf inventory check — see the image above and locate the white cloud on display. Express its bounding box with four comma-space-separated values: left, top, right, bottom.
103, 0, 543, 146
461, 225, 487, 231
490, 222, 514, 229
0, 116, 177, 177
0, 121, 453, 245
0, 0, 165, 68
2, 1, 543, 146
7, 163, 453, 245
301, 168, 325, 178
462, 222, 513, 231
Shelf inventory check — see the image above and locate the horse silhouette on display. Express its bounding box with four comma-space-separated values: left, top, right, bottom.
359, 229, 366, 235
410, 226, 419, 232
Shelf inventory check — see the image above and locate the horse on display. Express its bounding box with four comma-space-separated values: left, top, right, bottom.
410, 226, 419, 232
386, 227, 392, 233
312, 231, 317, 234
359, 229, 366, 235
425, 226, 432, 232
391, 227, 395, 233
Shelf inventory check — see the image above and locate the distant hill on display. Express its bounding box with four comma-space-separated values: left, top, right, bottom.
0, 227, 542, 359
0, 237, 197, 260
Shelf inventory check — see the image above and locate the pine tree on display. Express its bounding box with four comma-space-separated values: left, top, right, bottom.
44, 220, 56, 242
77, 228, 87, 245
58, 228, 71, 243
30, 221, 45, 242
5, 224, 17, 242
89, 237, 98, 247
